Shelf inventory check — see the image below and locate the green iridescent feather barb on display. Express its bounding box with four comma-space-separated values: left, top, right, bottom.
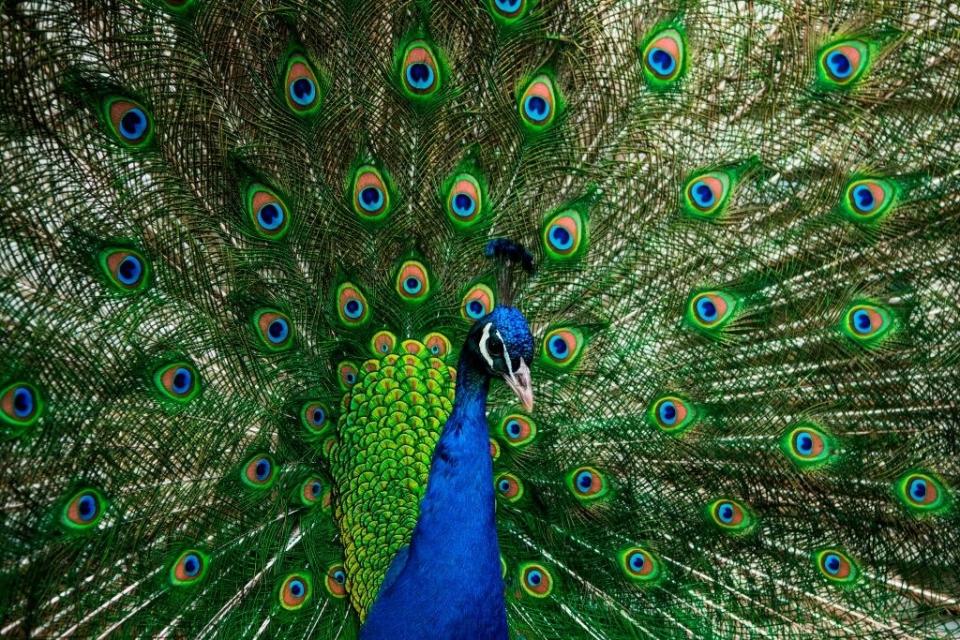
1, 0, 959, 638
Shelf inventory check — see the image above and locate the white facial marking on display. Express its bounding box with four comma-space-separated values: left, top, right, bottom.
497, 329, 513, 376
479, 322, 494, 368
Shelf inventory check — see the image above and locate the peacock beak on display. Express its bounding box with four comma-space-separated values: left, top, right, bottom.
503, 359, 534, 412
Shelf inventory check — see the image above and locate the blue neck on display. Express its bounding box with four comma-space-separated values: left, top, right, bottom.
360, 351, 508, 640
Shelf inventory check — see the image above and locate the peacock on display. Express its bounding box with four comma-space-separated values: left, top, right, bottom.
1, 0, 959, 637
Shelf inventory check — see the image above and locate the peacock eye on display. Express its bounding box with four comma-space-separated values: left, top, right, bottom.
542, 209, 587, 261
540, 328, 584, 369
423, 332, 451, 358
619, 546, 663, 584
401, 40, 442, 99
647, 394, 696, 435
62, 488, 106, 530
337, 361, 360, 392
461, 284, 495, 321
99, 248, 150, 293
253, 309, 294, 351
500, 414, 536, 448
154, 362, 201, 403
1, 382, 44, 430
280, 572, 314, 610
488, 338, 504, 357
518, 74, 560, 132
300, 476, 325, 507
782, 423, 834, 469
324, 564, 347, 598
103, 97, 153, 147
490, 0, 527, 21
351, 166, 391, 221
283, 54, 322, 115
682, 171, 732, 219
518, 562, 554, 598
686, 290, 739, 335
337, 283, 370, 327
842, 302, 893, 345
895, 471, 948, 514
814, 548, 858, 585
446, 174, 483, 227
242, 454, 276, 489
245, 185, 291, 240
818, 40, 870, 87
395, 261, 431, 303
708, 498, 755, 534
843, 178, 895, 222
565, 466, 609, 502
495, 472, 524, 503
170, 549, 209, 586
641, 28, 686, 86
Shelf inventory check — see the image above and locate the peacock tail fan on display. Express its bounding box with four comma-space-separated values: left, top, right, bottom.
1, 0, 959, 638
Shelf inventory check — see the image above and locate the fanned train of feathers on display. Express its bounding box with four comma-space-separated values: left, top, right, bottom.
1, 0, 960, 638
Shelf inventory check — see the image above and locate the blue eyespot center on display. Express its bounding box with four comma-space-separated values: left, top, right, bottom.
257, 203, 284, 231
311, 482, 322, 497
658, 401, 677, 425
852, 185, 874, 211
255, 459, 271, 481
629, 553, 644, 571
172, 368, 192, 394
527, 570, 542, 586
120, 108, 148, 140
467, 300, 484, 318
495, 0, 521, 12
333, 570, 346, 584
78, 494, 97, 521
183, 554, 200, 576
524, 95, 549, 122
827, 51, 851, 78
267, 318, 289, 343
359, 187, 384, 212
852, 309, 872, 334
289, 579, 304, 597
796, 432, 814, 455
576, 471, 593, 491
453, 193, 475, 217
498, 479, 510, 492
312, 408, 325, 425
406, 63, 435, 91
548, 336, 568, 358
404, 277, 422, 294
824, 553, 841, 574
549, 225, 573, 250
718, 503, 734, 523
290, 78, 316, 106
12, 387, 34, 417
344, 299, 363, 319
909, 478, 927, 500
507, 420, 521, 437
696, 298, 718, 322
648, 48, 676, 76
691, 182, 715, 208
117, 256, 142, 285
345, 373, 356, 384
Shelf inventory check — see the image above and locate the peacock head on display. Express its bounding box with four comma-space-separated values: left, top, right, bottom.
464, 305, 535, 412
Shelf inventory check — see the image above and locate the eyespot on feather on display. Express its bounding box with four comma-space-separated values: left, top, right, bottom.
565, 466, 609, 501
708, 498, 755, 534
641, 28, 687, 86
253, 309, 294, 351
242, 454, 276, 489
500, 414, 536, 448
61, 488, 106, 531
98, 248, 151, 293
461, 284, 495, 321
283, 54, 323, 115
246, 185, 291, 240
395, 261, 431, 303
351, 167, 391, 221
495, 472, 524, 503
518, 562, 553, 598
103, 97, 154, 148
279, 572, 313, 610
169, 549, 209, 587
324, 564, 347, 598
337, 283, 370, 327
818, 40, 870, 87
518, 74, 560, 132
618, 546, 663, 584
153, 362, 201, 404
1, 382, 44, 431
